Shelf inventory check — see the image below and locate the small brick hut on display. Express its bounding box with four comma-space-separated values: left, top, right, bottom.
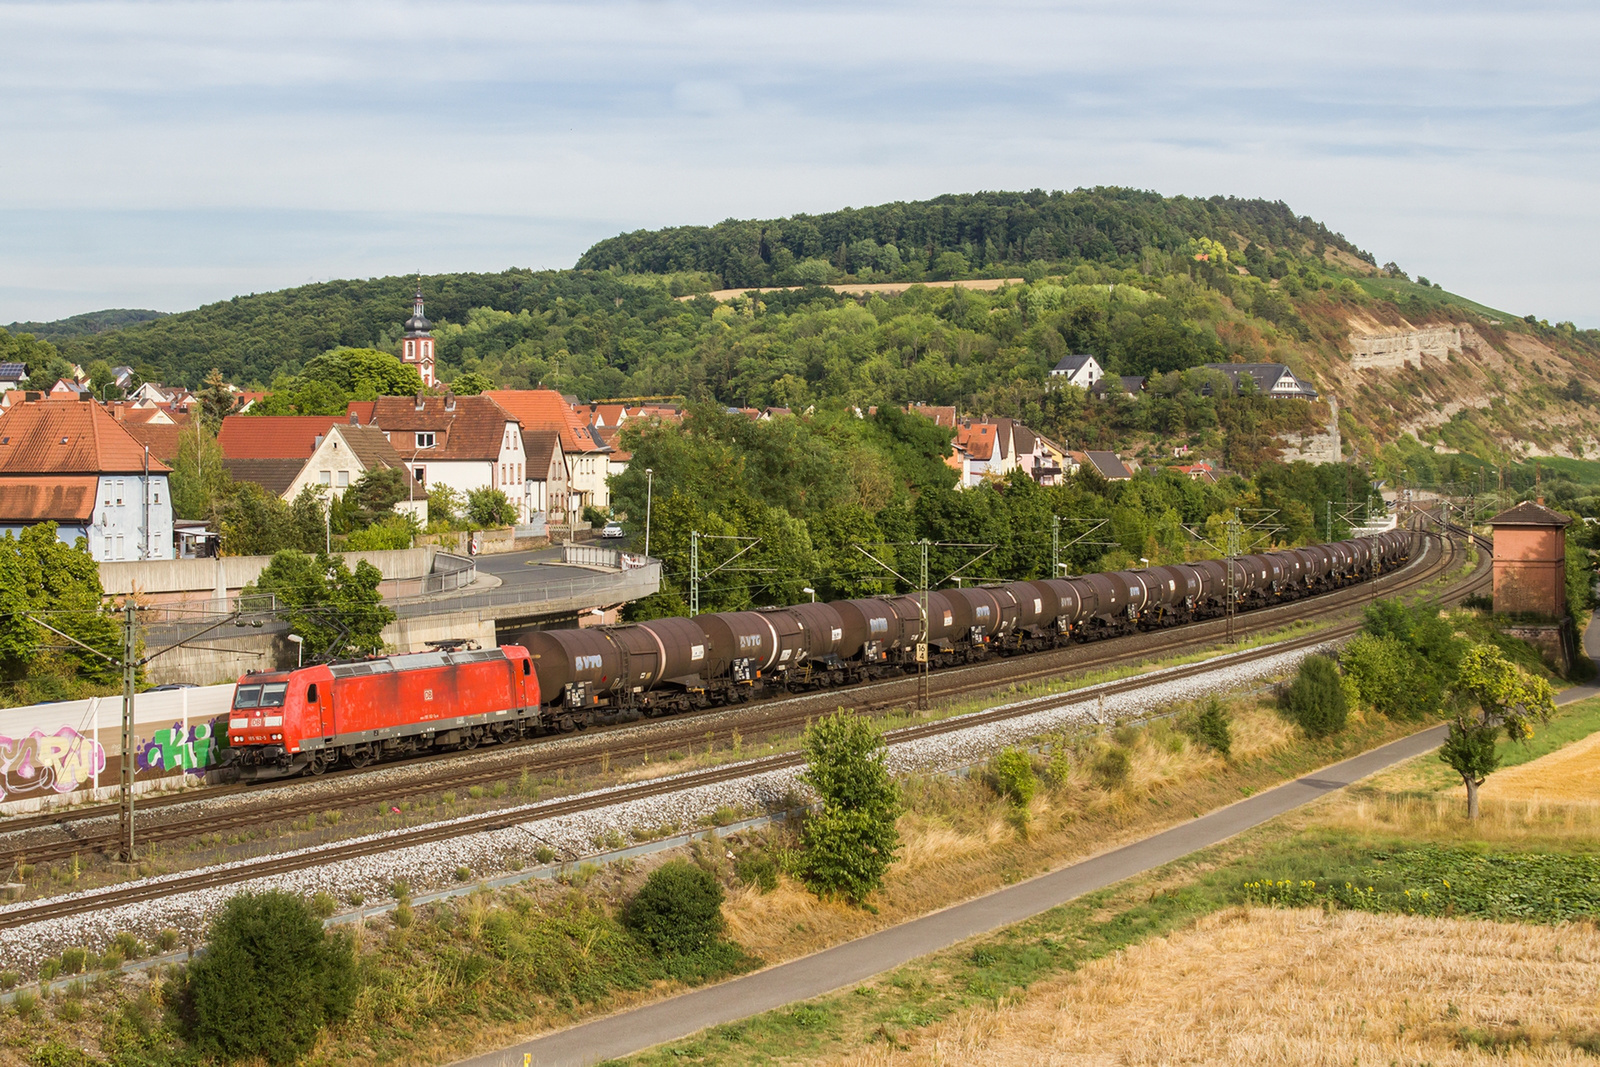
1489, 501, 1572, 617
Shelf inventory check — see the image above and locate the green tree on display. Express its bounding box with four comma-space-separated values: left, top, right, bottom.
466, 486, 516, 527
169, 422, 234, 523
249, 550, 394, 660
1280, 654, 1348, 738
427, 483, 464, 526
198, 367, 236, 425
219, 483, 293, 557
621, 860, 726, 955
798, 711, 902, 904
449, 371, 495, 395
178, 890, 358, 1065
346, 467, 411, 527
1444, 644, 1556, 818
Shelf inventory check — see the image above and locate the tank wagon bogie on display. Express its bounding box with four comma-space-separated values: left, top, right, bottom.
226, 531, 1414, 780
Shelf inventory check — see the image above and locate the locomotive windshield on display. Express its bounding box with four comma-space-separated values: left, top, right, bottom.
233, 682, 288, 709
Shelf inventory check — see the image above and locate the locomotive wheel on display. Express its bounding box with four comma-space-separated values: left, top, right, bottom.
308, 752, 330, 776
463, 730, 480, 750
348, 746, 373, 769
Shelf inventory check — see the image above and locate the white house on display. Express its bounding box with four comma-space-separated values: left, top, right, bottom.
1050, 354, 1105, 390
0, 363, 29, 394
349, 394, 531, 523
281, 420, 427, 524
485, 389, 614, 514
0, 397, 174, 560
1199, 362, 1320, 399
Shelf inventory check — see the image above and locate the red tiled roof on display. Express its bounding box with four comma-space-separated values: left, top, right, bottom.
218, 415, 340, 460
0, 475, 99, 522
484, 390, 609, 453
348, 396, 515, 462
0, 399, 171, 474
591, 404, 627, 427
123, 420, 188, 464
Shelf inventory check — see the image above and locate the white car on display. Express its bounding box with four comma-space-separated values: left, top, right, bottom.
601, 521, 625, 538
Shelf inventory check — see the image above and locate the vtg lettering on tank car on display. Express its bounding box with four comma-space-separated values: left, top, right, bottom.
223, 530, 1412, 778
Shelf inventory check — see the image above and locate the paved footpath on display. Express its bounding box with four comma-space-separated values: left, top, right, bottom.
455, 723, 1458, 1067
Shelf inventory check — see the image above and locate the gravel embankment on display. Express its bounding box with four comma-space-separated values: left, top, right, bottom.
0, 639, 1328, 971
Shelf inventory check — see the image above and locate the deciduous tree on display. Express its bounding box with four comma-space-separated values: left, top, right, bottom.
1444, 644, 1555, 819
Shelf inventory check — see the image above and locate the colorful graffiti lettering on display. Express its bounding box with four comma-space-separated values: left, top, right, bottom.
0, 727, 106, 802
135, 721, 218, 776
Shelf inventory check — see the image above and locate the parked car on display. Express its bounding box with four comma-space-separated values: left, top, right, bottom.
601, 521, 625, 539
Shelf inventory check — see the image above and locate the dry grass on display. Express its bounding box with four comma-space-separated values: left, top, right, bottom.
834, 908, 1600, 1066
719, 702, 1322, 966
1482, 728, 1600, 803
1306, 786, 1600, 850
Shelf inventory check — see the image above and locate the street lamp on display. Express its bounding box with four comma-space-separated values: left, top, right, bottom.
288, 633, 304, 669
802, 586, 816, 603
644, 468, 654, 559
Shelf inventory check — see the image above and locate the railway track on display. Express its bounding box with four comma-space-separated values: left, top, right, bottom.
0, 528, 1488, 931
0, 527, 1479, 873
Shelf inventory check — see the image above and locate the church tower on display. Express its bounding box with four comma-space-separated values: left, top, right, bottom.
401, 279, 436, 387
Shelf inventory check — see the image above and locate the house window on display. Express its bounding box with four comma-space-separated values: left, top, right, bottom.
416, 432, 435, 449
413, 466, 426, 485
336, 471, 350, 487
154, 486, 161, 504
115, 480, 125, 506
319, 471, 332, 485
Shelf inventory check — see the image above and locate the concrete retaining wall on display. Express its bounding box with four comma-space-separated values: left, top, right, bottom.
101, 547, 439, 604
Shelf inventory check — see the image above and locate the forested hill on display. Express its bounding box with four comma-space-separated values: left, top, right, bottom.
6, 308, 165, 342
575, 188, 1375, 287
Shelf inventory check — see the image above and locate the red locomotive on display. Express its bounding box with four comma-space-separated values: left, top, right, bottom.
227, 645, 539, 780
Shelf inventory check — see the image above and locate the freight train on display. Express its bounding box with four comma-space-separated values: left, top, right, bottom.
225, 529, 1413, 779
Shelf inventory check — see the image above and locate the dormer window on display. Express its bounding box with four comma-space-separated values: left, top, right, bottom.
416, 432, 435, 449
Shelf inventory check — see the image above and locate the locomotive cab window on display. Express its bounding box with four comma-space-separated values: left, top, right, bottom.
306, 683, 319, 703
234, 685, 261, 709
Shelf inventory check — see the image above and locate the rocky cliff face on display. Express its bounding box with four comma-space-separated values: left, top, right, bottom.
1312, 307, 1600, 463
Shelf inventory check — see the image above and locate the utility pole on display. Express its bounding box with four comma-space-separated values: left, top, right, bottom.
918, 539, 930, 712
1225, 515, 1241, 642
689, 529, 700, 618
1051, 514, 1060, 579
119, 601, 136, 862
1326, 499, 1332, 543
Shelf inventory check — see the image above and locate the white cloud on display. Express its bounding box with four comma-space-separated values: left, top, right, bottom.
1, 0, 1598, 323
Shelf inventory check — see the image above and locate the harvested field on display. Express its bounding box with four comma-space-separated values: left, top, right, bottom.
835, 908, 1600, 1066
1482, 727, 1600, 803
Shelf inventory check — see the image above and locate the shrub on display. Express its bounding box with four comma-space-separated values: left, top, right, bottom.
1181, 695, 1233, 756
465, 487, 516, 527
734, 853, 779, 893
1282, 655, 1349, 738
797, 711, 903, 904
178, 889, 359, 1065
309, 891, 338, 919
622, 860, 726, 955
0, 970, 18, 990
112, 931, 143, 960
1092, 747, 1130, 788
989, 747, 1037, 807
58, 947, 87, 975
155, 929, 180, 953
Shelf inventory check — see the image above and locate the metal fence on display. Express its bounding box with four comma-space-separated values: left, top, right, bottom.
563, 544, 621, 569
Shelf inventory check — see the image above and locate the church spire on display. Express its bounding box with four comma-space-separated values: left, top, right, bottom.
400, 274, 436, 387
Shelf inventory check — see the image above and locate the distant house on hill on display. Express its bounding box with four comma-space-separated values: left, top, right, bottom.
0, 363, 28, 394
1200, 363, 1318, 399
1069, 450, 1133, 481
1049, 354, 1104, 390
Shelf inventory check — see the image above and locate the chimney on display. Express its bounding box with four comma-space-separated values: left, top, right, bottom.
444, 390, 455, 412
415, 391, 425, 412
349, 411, 359, 426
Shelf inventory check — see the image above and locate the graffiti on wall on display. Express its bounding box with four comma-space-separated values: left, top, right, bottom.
136, 720, 219, 776
0, 727, 106, 802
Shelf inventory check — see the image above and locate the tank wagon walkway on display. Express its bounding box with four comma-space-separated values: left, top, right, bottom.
455, 723, 1457, 1067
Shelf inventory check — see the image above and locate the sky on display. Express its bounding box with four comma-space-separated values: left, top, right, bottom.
3, 1, 1599, 326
